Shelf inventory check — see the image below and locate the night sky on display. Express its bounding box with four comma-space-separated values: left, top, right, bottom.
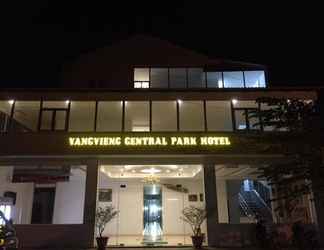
1, 1, 323, 88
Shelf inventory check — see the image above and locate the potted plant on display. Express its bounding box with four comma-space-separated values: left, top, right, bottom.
95, 205, 119, 250
181, 206, 207, 249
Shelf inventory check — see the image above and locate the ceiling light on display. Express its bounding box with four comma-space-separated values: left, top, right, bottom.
232, 99, 238, 105
8, 100, 14, 105
141, 168, 161, 174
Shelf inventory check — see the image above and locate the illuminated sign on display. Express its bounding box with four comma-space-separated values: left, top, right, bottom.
68, 136, 231, 147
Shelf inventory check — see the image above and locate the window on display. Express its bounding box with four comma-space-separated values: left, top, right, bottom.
150, 68, 168, 88
179, 101, 204, 131
244, 71, 266, 88
12, 101, 40, 132
152, 101, 177, 131
97, 101, 123, 131
124, 101, 150, 131
188, 68, 205, 88
233, 109, 260, 131
206, 72, 223, 88
169, 68, 187, 88
0, 101, 13, 132
206, 101, 232, 131
134, 68, 150, 88
69, 102, 96, 131
223, 71, 244, 88
40, 101, 69, 131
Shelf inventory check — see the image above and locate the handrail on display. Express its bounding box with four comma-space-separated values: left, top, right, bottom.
238, 193, 255, 218
251, 189, 273, 214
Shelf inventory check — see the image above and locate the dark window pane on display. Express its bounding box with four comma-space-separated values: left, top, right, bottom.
169, 68, 186, 88
151, 68, 168, 88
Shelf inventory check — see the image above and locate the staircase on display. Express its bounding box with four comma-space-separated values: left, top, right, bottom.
239, 180, 273, 222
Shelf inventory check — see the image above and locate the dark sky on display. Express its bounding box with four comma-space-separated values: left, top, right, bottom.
1, 1, 323, 88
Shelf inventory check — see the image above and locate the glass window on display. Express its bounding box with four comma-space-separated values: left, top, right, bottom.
124, 101, 149, 131
179, 101, 204, 131
232, 100, 258, 109
244, 71, 266, 88
12, 101, 40, 132
43, 101, 69, 109
150, 68, 168, 88
40, 110, 53, 130
206, 72, 223, 88
206, 101, 232, 131
188, 68, 205, 88
0, 165, 86, 224
152, 101, 177, 131
69, 102, 95, 131
223, 71, 244, 88
169, 68, 186, 88
134, 68, 149, 81
97, 101, 123, 131
0, 101, 13, 132
234, 110, 247, 130
234, 109, 260, 130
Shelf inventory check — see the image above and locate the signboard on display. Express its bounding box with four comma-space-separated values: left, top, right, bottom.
68, 135, 231, 147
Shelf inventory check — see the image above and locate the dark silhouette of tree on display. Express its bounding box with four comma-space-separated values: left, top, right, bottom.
248, 97, 324, 223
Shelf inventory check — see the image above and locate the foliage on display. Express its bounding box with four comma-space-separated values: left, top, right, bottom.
248, 97, 324, 222
181, 206, 207, 236
248, 97, 319, 133
95, 205, 119, 238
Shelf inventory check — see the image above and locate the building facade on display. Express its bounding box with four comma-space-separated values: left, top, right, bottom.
0, 36, 322, 248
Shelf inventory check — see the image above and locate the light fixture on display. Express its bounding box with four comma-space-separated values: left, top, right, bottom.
65, 100, 70, 105
231, 99, 238, 105
8, 100, 14, 105
166, 169, 171, 173
131, 170, 136, 173
177, 99, 182, 104
141, 168, 161, 174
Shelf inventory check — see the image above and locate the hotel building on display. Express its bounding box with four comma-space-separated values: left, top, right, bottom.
0, 35, 322, 248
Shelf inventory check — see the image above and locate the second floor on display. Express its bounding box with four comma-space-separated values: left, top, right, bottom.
0, 88, 317, 135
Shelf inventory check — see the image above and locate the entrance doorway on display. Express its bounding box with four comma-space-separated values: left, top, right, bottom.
96, 164, 206, 246
143, 185, 163, 244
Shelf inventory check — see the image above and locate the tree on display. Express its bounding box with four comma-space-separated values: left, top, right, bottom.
248, 97, 324, 223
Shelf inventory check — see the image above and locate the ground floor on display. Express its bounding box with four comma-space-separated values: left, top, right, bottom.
0, 154, 321, 248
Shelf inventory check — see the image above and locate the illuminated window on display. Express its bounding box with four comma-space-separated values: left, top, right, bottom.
152, 101, 177, 131
69, 102, 96, 131
134, 68, 150, 88
206, 101, 232, 131
124, 101, 150, 131
223, 71, 244, 88
0, 101, 13, 132
179, 101, 204, 131
12, 101, 40, 132
244, 71, 266, 88
0, 205, 11, 225
206, 72, 223, 88
97, 101, 122, 131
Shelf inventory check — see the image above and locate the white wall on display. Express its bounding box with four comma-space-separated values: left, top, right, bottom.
52, 167, 86, 224
216, 179, 229, 223
0, 167, 34, 224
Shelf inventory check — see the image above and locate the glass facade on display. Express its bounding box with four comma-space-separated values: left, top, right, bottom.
97, 164, 206, 246
0, 99, 280, 133
133, 68, 266, 89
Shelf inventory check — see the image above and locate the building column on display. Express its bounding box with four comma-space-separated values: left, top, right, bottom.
83, 160, 99, 248
203, 163, 218, 247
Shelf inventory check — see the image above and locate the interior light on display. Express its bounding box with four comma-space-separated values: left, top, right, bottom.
8, 100, 14, 105
177, 99, 182, 104
141, 168, 161, 174
166, 170, 171, 173
65, 100, 70, 105
218, 80, 223, 88
131, 170, 136, 173
231, 99, 238, 105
